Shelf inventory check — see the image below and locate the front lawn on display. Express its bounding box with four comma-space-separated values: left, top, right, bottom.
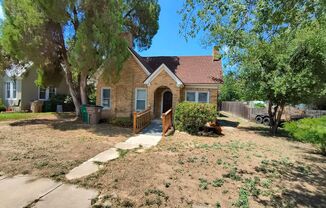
76, 113, 326, 208
0, 112, 54, 121
0, 113, 131, 181
0, 112, 325, 207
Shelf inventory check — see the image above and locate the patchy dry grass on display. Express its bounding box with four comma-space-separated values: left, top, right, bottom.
0, 112, 325, 207
0, 113, 131, 181
76, 112, 326, 208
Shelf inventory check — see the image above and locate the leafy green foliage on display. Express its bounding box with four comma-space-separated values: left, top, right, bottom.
219, 71, 244, 101
180, 0, 326, 134
0, 99, 6, 112
174, 102, 217, 134
284, 116, 326, 155
1, 0, 160, 110
180, 0, 324, 58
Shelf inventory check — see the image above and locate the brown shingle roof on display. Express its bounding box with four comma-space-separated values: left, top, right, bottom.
130, 48, 223, 84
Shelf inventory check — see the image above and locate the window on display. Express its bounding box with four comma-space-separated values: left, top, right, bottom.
101, 88, 111, 109
6, 82, 10, 99
198, 92, 208, 103
5, 81, 17, 100
38, 87, 56, 100
186, 91, 209, 103
48, 87, 56, 99
39, 87, 46, 100
12, 81, 17, 99
135, 88, 147, 111
186, 92, 196, 102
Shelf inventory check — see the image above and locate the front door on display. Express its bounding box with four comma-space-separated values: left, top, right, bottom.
162, 91, 172, 113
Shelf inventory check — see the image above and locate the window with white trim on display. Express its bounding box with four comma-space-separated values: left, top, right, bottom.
5, 81, 17, 100
38, 87, 56, 100
186, 91, 209, 103
101, 88, 111, 109
12, 81, 17, 99
39, 87, 46, 100
48, 87, 56, 99
135, 88, 147, 111
6, 82, 11, 99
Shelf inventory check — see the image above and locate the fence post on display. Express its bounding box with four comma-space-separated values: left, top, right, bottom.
133, 112, 137, 134
162, 113, 166, 136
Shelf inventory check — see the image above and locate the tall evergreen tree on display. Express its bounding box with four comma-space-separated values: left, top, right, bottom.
1, 0, 160, 115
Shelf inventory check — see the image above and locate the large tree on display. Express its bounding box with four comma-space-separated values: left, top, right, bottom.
1, 0, 160, 115
180, 0, 325, 134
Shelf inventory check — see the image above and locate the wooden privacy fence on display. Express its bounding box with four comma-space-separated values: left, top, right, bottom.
133, 107, 152, 134
162, 109, 173, 136
220, 101, 267, 120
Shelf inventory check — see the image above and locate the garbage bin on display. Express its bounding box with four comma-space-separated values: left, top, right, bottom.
31, 100, 43, 113
86, 106, 103, 124
43, 101, 53, 112
80, 105, 89, 124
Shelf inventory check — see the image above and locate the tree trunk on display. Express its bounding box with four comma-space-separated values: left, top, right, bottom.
80, 71, 88, 105
57, 24, 81, 117
270, 103, 285, 135
63, 65, 81, 116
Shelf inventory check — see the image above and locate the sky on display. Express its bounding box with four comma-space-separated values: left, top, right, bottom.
135, 0, 213, 57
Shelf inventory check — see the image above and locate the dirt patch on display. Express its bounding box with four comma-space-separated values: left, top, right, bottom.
0, 113, 131, 181
76, 113, 326, 207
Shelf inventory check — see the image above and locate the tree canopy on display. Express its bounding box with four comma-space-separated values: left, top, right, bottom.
1, 0, 160, 114
180, 0, 326, 134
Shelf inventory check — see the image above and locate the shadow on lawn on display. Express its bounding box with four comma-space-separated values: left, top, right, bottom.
9, 117, 132, 137
253, 156, 326, 207
218, 119, 240, 127
238, 125, 290, 139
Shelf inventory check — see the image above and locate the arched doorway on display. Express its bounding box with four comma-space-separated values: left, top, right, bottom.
162, 90, 172, 114
153, 86, 173, 118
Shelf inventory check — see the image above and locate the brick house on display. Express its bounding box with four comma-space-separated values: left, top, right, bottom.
96, 46, 223, 120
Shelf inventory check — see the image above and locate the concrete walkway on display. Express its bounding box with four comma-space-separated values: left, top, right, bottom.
66, 120, 162, 180
0, 175, 97, 208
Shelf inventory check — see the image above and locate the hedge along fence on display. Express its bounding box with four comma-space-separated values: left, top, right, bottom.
284, 116, 326, 155
174, 102, 217, 134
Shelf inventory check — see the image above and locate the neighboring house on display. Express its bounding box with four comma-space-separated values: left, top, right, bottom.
1, 65, 69, 111
96, 46, 223, 119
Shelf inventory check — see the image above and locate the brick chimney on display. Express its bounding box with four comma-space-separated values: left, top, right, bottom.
121, 32, 133, 48
213, 46, 221, 61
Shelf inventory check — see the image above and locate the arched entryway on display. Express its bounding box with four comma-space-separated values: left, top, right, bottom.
162, 90, 172, 114
153, 86, 173, 118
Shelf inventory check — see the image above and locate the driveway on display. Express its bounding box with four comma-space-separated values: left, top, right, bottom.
0, 175, 97, 208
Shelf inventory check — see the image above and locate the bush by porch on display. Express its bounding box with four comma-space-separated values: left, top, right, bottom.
174, 102, 217, 134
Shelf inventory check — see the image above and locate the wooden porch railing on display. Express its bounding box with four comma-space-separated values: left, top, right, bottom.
162, 109, 173, 136
133, 107, 152, 134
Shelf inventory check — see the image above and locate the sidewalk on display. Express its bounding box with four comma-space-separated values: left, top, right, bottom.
0, 175, 97, 208
66, 120, 162, 180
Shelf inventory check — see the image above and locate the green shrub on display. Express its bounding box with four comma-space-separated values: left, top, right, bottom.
109, 117, 133, 128
174, 102, 217, 134
0, 99, 6, 112
284, 116, 326, 155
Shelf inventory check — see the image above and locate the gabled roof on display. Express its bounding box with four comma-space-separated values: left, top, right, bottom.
144, 64, 184, 87
129, 48, 223, 85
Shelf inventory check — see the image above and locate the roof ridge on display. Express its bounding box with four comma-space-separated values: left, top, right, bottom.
143, 55, 213, 58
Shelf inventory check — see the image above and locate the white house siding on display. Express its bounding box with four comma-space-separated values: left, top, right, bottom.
2, 76, 22, 108
1, 68, 69, 111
